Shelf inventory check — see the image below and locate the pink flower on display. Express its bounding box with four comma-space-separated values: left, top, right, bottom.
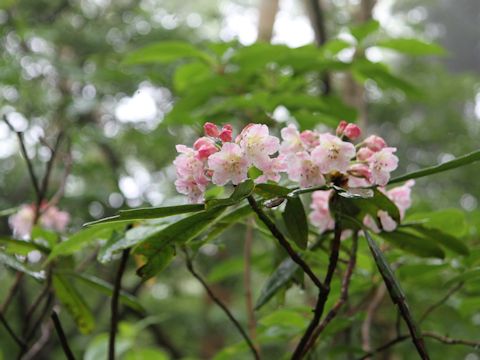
364, 135, 387, 152
347, 163, 372, 188
175, 177, 208, 203
368, 147, 399, 186
193, 137, 218, 160
386, 180, 415, 218
344, 124, 361, 140
238, 124, 280, 169
208, 142, 249, 185
40, 206, 70, 232
356, 147, 374, 161
204, 122, 220, 137
299, 130, 320, 149
219, 124, 233, 142
311, 133, 356, 174
286, 151, 325, 188
9, 205, 35, 238
336, 121, 348, 136
256, 155, 287, 183
309, 190, 334, 233
280, 124, 305, 156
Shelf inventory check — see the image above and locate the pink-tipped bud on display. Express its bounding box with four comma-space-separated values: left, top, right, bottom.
336, 120, 348, 136
344, 124, 361, 140
222, 124, 233, 132
219, 129, 233, 142
364, 135, 387, 152
356, 147, 374, 161
204, 122, 220, 137
348, 163, 372, 181
193, 137, 218, 160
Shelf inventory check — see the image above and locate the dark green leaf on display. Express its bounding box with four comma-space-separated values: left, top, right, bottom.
375, 38, 446, 56
408, 225, 469, 256
254, 183, 291, 199
123, 41, 212, 65
282, 197, 308, 250
206, 179, 255, 209
200, 205, 252, 245
0, 252, 46, 280
0, 237, 49, 255
53, 274, 95, 334
207, 257, 244, 283
64, 272, 145, 313
445, 268, 480, 286
134, 207, 226, 279
389, 149, 480, 185
380, 230, 445, 258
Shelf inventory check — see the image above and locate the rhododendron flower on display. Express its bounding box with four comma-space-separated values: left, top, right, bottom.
219, 124, 233, 142
238, 124, 280, 169
309, 190, 334, 233
364, 135, 387, 152
208, 142, 249, 185
311, 133, 356, 174
9, 204, 70, 238
175, 177, 208, 203
256, 155, 287, 184
344, 124, 361, 140
368, 147, 399, 186
193, 137, 218, 160
286, 151, 325, 188
280, 124, 305, 156
299, 130, 320, 149
356, 147, 375, 161
336, 121, 348, 136
347, 163, 372, 188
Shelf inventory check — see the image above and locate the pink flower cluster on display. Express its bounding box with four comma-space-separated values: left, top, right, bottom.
9, 203, 70, 239
174, 121, 399, 204
309, 180, 415, 233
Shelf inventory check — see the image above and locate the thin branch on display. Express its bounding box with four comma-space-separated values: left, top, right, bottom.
51, 311, 76, 360
183, 248, 260, 360
3, 115, 41, 200
304, 232, 359, 354
291, 221, 342, 359
23, 277, 52, 335
24, 290, 54, 345
108, 248, 130, 360
357, 331, 480, 360
419, 283, 463, 323
247, 196, 326, 292
0, 311, 26, 349
1, 272, 25, 314
361, 282, 387, 353
244, 218, 259, 353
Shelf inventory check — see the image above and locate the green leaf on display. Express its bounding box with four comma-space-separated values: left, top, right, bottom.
255, 257, 299, 310
350, 20, 380, 43
0, 237, 49, 255
48, 223, 124, 261
206, 180, 255, 209
0, 206, 20, 217
135, 207, 226, 279
174, 61, 211, 93
53, 274, 95, 334
380, 230, 445, 259
408, 225, 469, 256
207, 257, 244, 283
375, 38, 446, 56
64, 272, 145, 313
123, 41, 212, 65
282, 197, 308, 250
31, 226, 58, 248
0, 252, 46, 280
85, 204, 205, 226
254, 183, 291, 199
201, 205, 252, 245
124, 348, 169, 360
407, 209, 467, 237
389, 149, 480, 185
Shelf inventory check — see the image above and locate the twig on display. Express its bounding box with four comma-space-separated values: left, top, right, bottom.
23, 277, 52, 335
247, 196, 326, 292
3, 115, 41, 200
24, 290, 54, 346
357, 331, 480, 360
1, 272, 25, 314
244, 218, 259, 352
51, 311, 76, 360
419, 283, 463, 323
108, 248, 130, 360
361, 282, 387, 354
183, 248, 260, 360
22, 322, 53, 360
304, 231, 359, 354
0, 311, 26, 349
291, 220, 342, 359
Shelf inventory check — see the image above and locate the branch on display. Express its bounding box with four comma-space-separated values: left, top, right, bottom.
0, 272, 24, 314
291, 221, 342, 359
0, 311, 26, 349
183, 248, 260, 360
361, 282, 387, 353
304, 231, 359, 354
51, 311, 76, 360
108, 248, 130, 360
244, 218, 259, 352
247, 196, 326, 292
419, 283, 463, 323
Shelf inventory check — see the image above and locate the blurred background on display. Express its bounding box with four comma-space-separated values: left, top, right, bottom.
1, 0, 480, 359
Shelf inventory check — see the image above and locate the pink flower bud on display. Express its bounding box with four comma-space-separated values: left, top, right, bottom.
336, 121, 348, 136
364, 135, 387, 152
204, 122, 220, 137
222, 124, 233, 132
356, 147, 374, 161
344, 124, 361, 140
219, 128, 233, 142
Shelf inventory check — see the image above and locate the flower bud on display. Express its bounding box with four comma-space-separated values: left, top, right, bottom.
344, 124, 361, 140
204, 122, 220, 137
336, 120, 348, 136
364, 135, 387, 152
